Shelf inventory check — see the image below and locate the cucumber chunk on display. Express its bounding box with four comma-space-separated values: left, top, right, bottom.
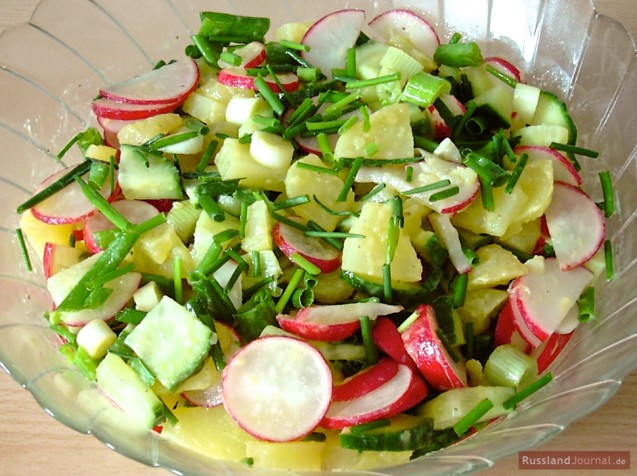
96, 353, 165, 429
118, 144, 183, 200
339, 414, 433, 451
125, 296, 213, 391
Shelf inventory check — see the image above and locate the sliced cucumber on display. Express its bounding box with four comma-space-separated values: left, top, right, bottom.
530, 91, 577, 146
118, 144, 183, 200
472, 84, 514, 128
124, 296, 213, 391
340, 270, 440, 305
339, 414, 433, 451
95, 353, 165, 429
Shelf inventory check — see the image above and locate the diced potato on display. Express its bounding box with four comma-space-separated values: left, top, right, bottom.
402, 196, 432, 240
198, 77, 254, 103
133, 281, 163, 312
130, 224, 195, 278
312, 270, 355, 304
19, 210, 76, 260
342, 201, 423, 283
117, 113, 182, 146
215, 138, 287, 192
507, 158, 553, 228
499, 218, 542, 255
284, 154, 355, 231
84, 144, 117, 163
457, 288, 509, 334
225, 96, 272, 126
275, 22, 311, 43
76, 319, 117, 360
242, 200, 273, 252
334, 103, 414, 160
467, 244, 528, 290
246, 440, 325, 471
190, 212, 240, 267
181, 91, 227, 125
322, 430, 412, 470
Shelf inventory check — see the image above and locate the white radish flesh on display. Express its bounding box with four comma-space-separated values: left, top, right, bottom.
222, 336, 332, 441
513, 146, 581, 186
368, 9, 440, 59
429, 212, 472, 274
272, 221, 340, 273
218, 41, 266, 69
217, 68, 300, 93
92, 97, 181, 121
295, 301, 403, 326
301, 9, 366, 79
544, 181, 605, 270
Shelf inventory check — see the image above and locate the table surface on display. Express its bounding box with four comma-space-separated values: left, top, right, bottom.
1, 1, 636, 475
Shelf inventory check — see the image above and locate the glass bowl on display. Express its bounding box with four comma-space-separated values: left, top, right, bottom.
1, 0, 636, 474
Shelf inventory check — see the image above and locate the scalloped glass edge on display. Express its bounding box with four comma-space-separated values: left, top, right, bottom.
1, 0, 637, 475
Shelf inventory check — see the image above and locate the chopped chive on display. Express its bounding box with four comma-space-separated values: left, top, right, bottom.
285, 98, 316, 130
199, 194, 225, 222
386, 217, 400, 264
382, 262, 392, 303
478, 175, 495, 211
351, 418, 391, 433
397, 310, 419, 333
191, 34, 221, 66
220, 51, 242, 66
275, 267, 305, 313
254, 74, 284, 116
505, 153, 528, 194
360, 105, 371, 132
346, 47, 357, 79
430, 185, 460, 202
116, 308, 146, 325
304, 230, 363, 239
109, 156, 116, 195
214, 228, 240, 245
338, 115, 359, 135
364, 142, 379, 157
279, 39, 309, 51
503, 372, 553, 410
150, 131, 199, 150
465, 321, 474, 360
453, 398, 494, 436
501, 135, 517, 164
271, 211, 311, 233
244, 276, 274, 298
290, 252, 321, 275
452, 272, 468, 308
359, 183, 386, 202
337, 157, 364, 201
324, 92, 360, 117
173, 255, 183, 303
492, 131, 503, 165
485, 64, 518, 88
436, 328, 461, 362
414, 136, 440, 153
294, 161, 341, 175
359, 316, 379, 364
578, 286, 595, 323
251, 249, 261, 277
273, 194, 311, 210
604, 240, 614, 280
16, 160, 92, 214
338, 157, 422, 167
452, 101, 478, 139
313, 195, 357, 217
74, 176, 132, 230
316, 132, 334, 165
306, 220, 345, 251
265, 64, 291, 103
239, 201, 248, 239
449, 32, 462, 44
90, 262, 135, 287
345, 72, 401, 89
549, 142, 599, 158
405, 166, 414, 182
403, 179, 451, 195
305, 118, 348, 132
598, 170, 614, 218
131, 213, 166, 235
224, 260, 248, 293
15, 228, 32, 272
197, 242, 223, 274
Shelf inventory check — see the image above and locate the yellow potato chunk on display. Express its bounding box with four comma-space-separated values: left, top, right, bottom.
467, 244, 527, 290
117, 113, 182, 146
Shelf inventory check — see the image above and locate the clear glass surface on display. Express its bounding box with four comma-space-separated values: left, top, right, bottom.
1, 0, 636, 474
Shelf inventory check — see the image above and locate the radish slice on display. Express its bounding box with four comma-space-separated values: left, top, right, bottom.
218, 41, 266, 69
84, 200, 160, 254
372, 317, 419, 372
321, 364, 427, 429
401, 304, 467, 391
532, 331, 574, 373
276, 314, 360, 342
368, 9, 440, 59
513, 146, 582, 186
222, 336, 332, 441
97, 116, 133, 148
272, 221, 341, 273
99, 58, 199, 105
544, 181, 606, 270
217, 67, 300, 93
295, 301, 403, 326
301, 9, 366, 79
429, 213, 472, 274
30, 166, 114, 225
509, 257, 593, 346
42, 243, 84, 279
59, 272, 142, 327
493, 299, 531, 353
437, 94, 466, 117
181, 385, 223, 408
332, 357, 399, 401
92, 97, 181, 121
427, 104, 452, 139
484, 56, 522, 82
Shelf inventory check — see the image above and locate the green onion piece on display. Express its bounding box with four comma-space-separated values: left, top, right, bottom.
452, 101, 477, 139
74, 347, 98, 381
364, 142, 379, 157
304, 230, 363, 240
224, 260, 248, 293
598, 170, 614, 218
198, 12, 270, 42
434, 42, 484, 68
199, 194, 225, 222
485, 64, 518, 88
313, 195, 357, 217
116, 308, 146, 325
360, 105, 371, 132
87, 160, 110, 190
275, 268, 305, 313
15, 228, 32, 272
414, 136, 440, 153
150, 131, 199, 150
351, 418, 391, 433
254, 74, 284, 116
297, 67, 320, 82
451, 273, 468, 308
57, 128, 103, 160
430, 186, 460, 202
484, 343, 537, 388
346, 47, 357, 78
359, 315, 379, 365
505, 153, 528, 194
397, 310, 420, 333
501, 134, 517, 164
338, 115, 359, 135
290, 252, 321, 275
316, 133, 334, 165
604, 239, 614, 280
449, 32, 462, 44
74, 176, 132, 230
306, 220, 345, 251
294, 162, 341, 176
479, 175, 494, 211
404, 179, 451, 195
220, 51, 242, 66
386, 217, 400, 264
453, 398, 494, 436
244, 276, 275, 298
337, 157, 364, 202
405, 166, 414, 182
382, 262, 392, 304
173, 255, 183, 303
323, 92, 360, 117
131, 213, 166, 235
214, 229, 240, 246
273, 195, 311, 211
90, 262, 135, 287
549, 142, 599, 158
279, 39, 309, 51
292, 285, 315, 309
196, 141, 218, 173
16, 160, 92, 214
345, 72, 401, 90
191, 34, 222, 66
239, 201, 248, 239
400, 71, 451, 108
306, 118, 348, 132
578, 286, 595, 323
359, 183, 386, 202
503, 372, 553, 410
285, 98, 316, 130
